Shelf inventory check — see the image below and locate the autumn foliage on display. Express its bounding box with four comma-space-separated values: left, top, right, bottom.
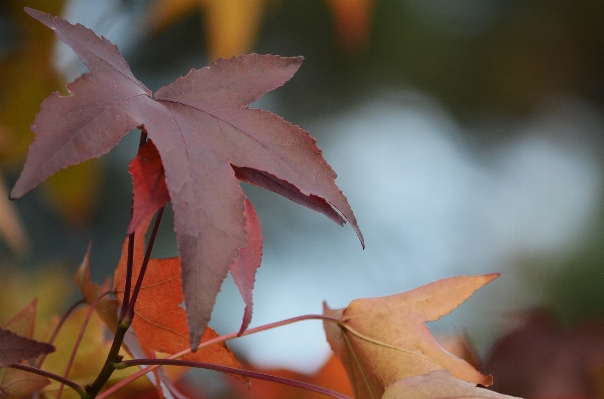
0, 6, 530, 399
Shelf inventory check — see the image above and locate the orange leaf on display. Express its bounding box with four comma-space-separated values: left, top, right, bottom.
383, 370, 519, 399
323, 275, 497, 399
324, 0, 374, 54
113, 217, 242, 372
231, 354, 353, 399
0, 173, 28, 253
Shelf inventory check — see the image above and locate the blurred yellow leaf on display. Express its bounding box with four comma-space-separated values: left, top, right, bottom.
0, 0, 65, 165
1, 297, 50, 399
147, 0, 375, 60
0, 367, 50, 399
0, 0, 101, 226
0, 172, 28, 253
0, 266, 73, 342
146, 0, 267, 60
40, 306, 156, 399
42, 159, 100, 226
74, 245, 119, 334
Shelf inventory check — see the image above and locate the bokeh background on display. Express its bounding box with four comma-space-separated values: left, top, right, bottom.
2, 0, 604, 395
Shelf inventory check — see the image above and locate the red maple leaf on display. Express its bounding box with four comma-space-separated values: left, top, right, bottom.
10, 8, 363, 349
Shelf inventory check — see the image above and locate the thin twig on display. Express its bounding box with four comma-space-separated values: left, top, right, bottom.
54, 291, 112, 399
35, 298, 86, 369
119, 232, 135, 321
117, 358, 352, 399
125, 206, 164, 323
9, 364, 89, 398
119, 130, 148, 322
96, 314, 341, 399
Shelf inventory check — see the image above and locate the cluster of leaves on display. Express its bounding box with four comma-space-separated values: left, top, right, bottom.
0, 7, 526, 399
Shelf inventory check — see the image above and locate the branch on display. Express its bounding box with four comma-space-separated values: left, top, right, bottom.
119, 129, 148, 322
116, 358, 352, 399
124, 206, 164, 323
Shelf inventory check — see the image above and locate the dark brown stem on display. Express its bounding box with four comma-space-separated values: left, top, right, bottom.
87, 129, 155, 398
84, 318, 129, 398
119, 130, 148, 321
118, 232, 134, 321
124, 206, 164, 323
138, 131, 148, 148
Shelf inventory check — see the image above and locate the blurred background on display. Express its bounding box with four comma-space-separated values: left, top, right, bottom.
1, 0, 604, 396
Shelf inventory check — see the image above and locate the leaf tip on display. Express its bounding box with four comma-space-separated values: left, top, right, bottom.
23, 7, 47, 22
8, 186, 21, 201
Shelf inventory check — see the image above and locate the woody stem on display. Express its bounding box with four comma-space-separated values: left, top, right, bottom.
124, 206, 165, 324
119, 130, 148, 321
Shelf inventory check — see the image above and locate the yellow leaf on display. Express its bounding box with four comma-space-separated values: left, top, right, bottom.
40, 306, 154, 399
204, 0, 267, 60
0, 0, 65, 167
0, 267, 73, 342
74, 245, 119, 333
146, 0, 267, 60
0, 368, 50, 399
0, 172, 28, 253
323, 275, 497, 399
42, 159, 101, 226
0, 0, 101, 226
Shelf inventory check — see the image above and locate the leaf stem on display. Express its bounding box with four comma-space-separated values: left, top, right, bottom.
88, 129, 155, 398
9, 364, 89, 399
119, 130, 148, 322
55, 292, 112, 399
124, 206, 164, 323
96, 314, 341, 399
115, 358, 352, 399
119, 232, 134, 321
36, 298, 86, 369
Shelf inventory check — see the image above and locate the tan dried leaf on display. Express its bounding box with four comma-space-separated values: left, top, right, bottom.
323, 275, 497, 399
382, 370, 519, 399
